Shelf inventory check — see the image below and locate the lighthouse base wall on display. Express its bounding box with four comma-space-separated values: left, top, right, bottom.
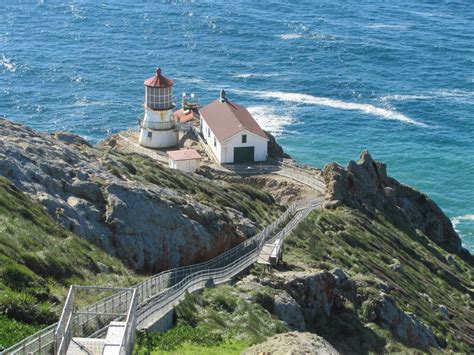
139, 128, 178, 149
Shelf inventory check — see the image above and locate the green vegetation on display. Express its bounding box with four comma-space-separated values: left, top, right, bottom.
284, 207, 473, 352
0, 177, 140, 350
135, 286, 288, 354
100, 150, 282, 226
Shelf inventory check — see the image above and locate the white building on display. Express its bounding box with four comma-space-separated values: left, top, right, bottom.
168, 149, 202, 173
199, 90, 269, 164
138, 68, 178, 149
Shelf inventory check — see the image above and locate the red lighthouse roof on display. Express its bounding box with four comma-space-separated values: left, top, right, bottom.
144, 67, 173, 88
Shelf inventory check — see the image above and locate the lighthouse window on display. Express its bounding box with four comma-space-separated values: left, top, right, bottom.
242, 134, 247, 143
214, 137, 216, 147
147, 131, 152, 138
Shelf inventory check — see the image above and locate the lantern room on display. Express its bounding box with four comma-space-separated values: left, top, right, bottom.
144, 68, 175, 111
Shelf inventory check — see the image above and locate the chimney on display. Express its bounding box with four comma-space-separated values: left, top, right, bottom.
220, 89, 226, 103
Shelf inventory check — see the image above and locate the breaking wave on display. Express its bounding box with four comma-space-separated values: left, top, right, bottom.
452, 214, 474, 229
277, 33, 303, 40
256, 91, 428, 127
247, 105, 295, 136
1, 54, 17, 73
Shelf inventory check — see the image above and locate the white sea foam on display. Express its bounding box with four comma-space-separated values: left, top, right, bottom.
1, 54, 17, 73
434, 89, 474, 103
233, 73, 280, 79
247, 106, 295, 136
379, 94, 432, 101
277, 33, 303, 40
70, 3, 86, 20
256, 91, 428, 127
366, 24, 407, 30
451, 214, 474, 227
277, 32, 334, 41
451, 214, 474, 239
235, 73, 254, 78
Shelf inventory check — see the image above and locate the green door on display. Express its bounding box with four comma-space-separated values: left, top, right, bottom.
234, 147, 254, 163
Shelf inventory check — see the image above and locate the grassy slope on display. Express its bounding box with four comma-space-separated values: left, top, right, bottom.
0, 177, 141, 349
100, 149, 282, 226
134, 286, 287, 354
284, 207, 473, 353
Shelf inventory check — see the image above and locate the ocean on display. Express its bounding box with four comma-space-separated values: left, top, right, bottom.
1, 1, 473, 251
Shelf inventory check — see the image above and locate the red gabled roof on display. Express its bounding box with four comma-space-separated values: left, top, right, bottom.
144, 67, 173, 88
199, 99, 268, 142
168, 149, 202, 161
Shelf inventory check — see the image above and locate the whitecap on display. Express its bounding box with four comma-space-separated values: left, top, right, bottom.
70, 3, 86, 20
366, 24, 407, 30
1, 54, 17, 73
451, 214, 474, 240
379, 94, 432, 101
433, 89, 474, 104
451, 214, 474, 228
233, 73, 280, 79
247, 106, 295, 136
235, 73, 254, 78
256, 91, 428, 127
71, 75, 83, 83
277, 33, 303, 40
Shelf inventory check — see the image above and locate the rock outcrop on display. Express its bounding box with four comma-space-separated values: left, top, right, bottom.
244, 332, 339, 355
266, 130, 291, 161
366, 293, 439, 350
0, 119, 261, 272
323, 150, 462, 253
273, 291, 306, 331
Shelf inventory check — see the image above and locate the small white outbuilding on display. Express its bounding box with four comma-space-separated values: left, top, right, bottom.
167, 149, 202, 173
199, 90, 269, 164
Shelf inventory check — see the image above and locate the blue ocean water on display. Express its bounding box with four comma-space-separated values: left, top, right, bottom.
1, 1, 473, 250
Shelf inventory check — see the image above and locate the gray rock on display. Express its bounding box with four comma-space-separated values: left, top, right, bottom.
273, 291, 306, 331
322, 150, 462, 254
323, 199, 342, 209
243, 332, 339, 355
0, 118, 259, 273
52, 131, 92, 147
330, 268, 347, 285
389, 259, 403, 272
438, 305, 449, 319
283, 270, 337, 325
372, 293, 439, 350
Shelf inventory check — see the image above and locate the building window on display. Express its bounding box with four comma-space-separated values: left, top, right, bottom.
242, 134, 247, 143
214, 137, 216, 147
208, 127, 210, 138
147, 131, 152, 138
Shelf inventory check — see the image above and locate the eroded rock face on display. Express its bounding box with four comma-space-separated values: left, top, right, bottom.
273, 291, 306, 331
0, 119, 256, 272
243, 332, 339, 355
323, 150, 462, 253
266, 130, 291, 161
370, 293, 439, 350
283, 271, 337, 327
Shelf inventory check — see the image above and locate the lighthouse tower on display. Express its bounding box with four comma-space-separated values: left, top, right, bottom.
138, 67, 178, 148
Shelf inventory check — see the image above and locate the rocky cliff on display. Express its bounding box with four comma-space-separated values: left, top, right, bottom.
0, 119, 281, 273
322, 150, 463, 254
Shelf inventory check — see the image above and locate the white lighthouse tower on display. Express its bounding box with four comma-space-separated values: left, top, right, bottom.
138, 67, 178, 148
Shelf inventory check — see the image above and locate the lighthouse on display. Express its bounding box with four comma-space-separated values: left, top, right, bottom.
138, 67, 178, 148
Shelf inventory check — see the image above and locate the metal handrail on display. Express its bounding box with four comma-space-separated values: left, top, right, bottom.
5, 186, 326, 355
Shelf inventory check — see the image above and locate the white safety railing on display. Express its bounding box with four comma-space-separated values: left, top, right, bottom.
54, 286, 137, 355
4, 185, 326, 355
